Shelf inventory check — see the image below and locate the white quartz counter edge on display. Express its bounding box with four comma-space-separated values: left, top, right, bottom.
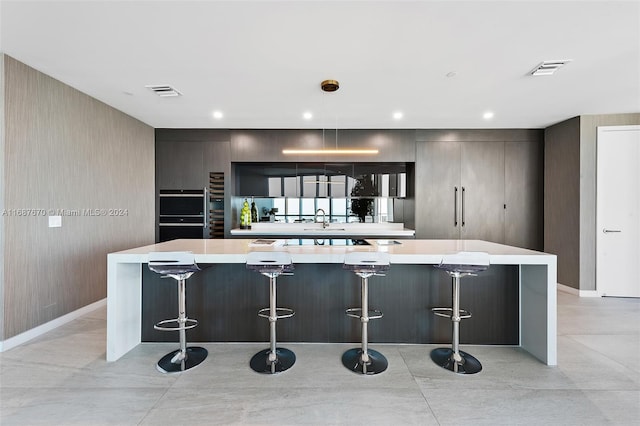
109, 239, 555, 265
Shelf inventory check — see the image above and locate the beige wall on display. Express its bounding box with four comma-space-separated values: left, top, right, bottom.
0, 53, 5, 339
545, 113, 640, 291
1, 55, 155, 339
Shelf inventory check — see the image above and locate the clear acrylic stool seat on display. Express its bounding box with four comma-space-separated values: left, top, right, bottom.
431, 251, 490, 374
246, 251, 295, 374
148, 251, 208, 374
342, 252, 390, 375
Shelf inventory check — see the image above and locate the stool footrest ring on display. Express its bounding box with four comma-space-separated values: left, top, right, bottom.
154, 318, 198, 331
345, 307, 384, 320
431, 307, 471, 320
257, 307, 295, 320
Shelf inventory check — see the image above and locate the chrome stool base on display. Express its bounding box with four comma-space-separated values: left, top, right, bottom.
157, 346, 208, 374
246, 252, 296, 375
430, 347, 482, 374
431, 252, 490, 376
148, 252, 207, 375
250, 347, 296, 374
342, 348, 388, 375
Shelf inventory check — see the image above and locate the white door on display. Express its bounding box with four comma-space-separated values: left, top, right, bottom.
597, 125, 640, 297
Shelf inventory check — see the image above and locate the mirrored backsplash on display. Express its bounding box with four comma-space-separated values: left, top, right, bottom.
231, 196, 400, 225
230, 162, 413, 226
233, 162, 410, 198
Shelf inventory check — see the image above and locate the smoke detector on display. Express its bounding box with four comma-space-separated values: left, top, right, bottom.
145, 84, 182, 97
530, 60, 572, 76
321, 80, 339, 92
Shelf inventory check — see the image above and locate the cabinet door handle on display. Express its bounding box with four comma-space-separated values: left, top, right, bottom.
454, 186, 458, 227
602, 229, 622, 233
461, 186, 466, 227
203, 187, 208, 229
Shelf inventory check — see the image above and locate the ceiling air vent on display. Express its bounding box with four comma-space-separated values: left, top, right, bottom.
530, 60, 572, 76
145, 84, 182, 97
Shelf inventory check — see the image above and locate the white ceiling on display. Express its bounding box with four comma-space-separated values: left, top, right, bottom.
1, 0, 639, 129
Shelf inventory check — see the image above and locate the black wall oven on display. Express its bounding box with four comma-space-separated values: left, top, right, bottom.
158, 189, 206, 242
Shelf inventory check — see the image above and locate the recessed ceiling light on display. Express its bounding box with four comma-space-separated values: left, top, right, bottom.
212, 111, 223, 119
303, 111, 313, 120
483, 111, 494, 120
393, 111, 403, 120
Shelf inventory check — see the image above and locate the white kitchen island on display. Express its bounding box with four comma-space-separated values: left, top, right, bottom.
107, 239, 556, 365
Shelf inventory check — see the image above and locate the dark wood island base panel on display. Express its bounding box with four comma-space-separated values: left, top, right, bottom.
141, 263, 519, 345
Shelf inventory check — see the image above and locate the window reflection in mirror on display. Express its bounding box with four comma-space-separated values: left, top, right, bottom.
234, 162, 410, 224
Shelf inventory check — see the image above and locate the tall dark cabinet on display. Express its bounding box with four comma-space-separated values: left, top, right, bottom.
155, 129, 231, 240
417, 141, 505, 242
415, 130, 543, 250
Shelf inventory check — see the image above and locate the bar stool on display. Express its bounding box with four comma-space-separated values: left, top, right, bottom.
246, 251, 295, 374
147, 251, 208, 373
431, 251, 490, 374
342, 251, 390, 375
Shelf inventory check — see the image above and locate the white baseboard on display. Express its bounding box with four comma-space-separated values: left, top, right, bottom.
557, 283, 600, 297
0, 298, 106, 352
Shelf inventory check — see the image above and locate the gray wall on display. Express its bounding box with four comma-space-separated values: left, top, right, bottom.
1, 55, 155, 340
544, 113, 640, 291
580, 114, 640, 291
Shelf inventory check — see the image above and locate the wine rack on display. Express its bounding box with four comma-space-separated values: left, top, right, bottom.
209, 172, 225, 238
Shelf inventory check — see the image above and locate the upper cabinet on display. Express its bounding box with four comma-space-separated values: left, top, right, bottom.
155, 129, 230, 189
233, 162, 410, 198
230, 129, 416, 162
156, 140, 208, 189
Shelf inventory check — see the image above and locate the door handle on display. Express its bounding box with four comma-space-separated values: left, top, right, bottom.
602, 229, 622, 233
454, 187, 458, 227
461, 186, 466, 227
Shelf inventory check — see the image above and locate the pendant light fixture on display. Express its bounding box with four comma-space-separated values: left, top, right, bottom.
282, 80, 379, 156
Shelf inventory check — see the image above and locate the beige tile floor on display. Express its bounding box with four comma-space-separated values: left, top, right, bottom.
1, 291, 639, 425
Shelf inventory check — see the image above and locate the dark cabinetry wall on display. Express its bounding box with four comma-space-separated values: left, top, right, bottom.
154, 128, 543, 249
415, 130, 544, 250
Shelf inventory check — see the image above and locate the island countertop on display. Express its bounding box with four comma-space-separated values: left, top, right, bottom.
111, 238, 548, 263
107, 238, 557, 366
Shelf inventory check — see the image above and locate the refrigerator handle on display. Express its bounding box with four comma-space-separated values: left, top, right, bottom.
454, 186, 458, 227
203, 187, 208, 229
461, 186, 466, 227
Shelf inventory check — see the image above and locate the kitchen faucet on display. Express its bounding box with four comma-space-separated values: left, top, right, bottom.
315, 208, 327, 228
